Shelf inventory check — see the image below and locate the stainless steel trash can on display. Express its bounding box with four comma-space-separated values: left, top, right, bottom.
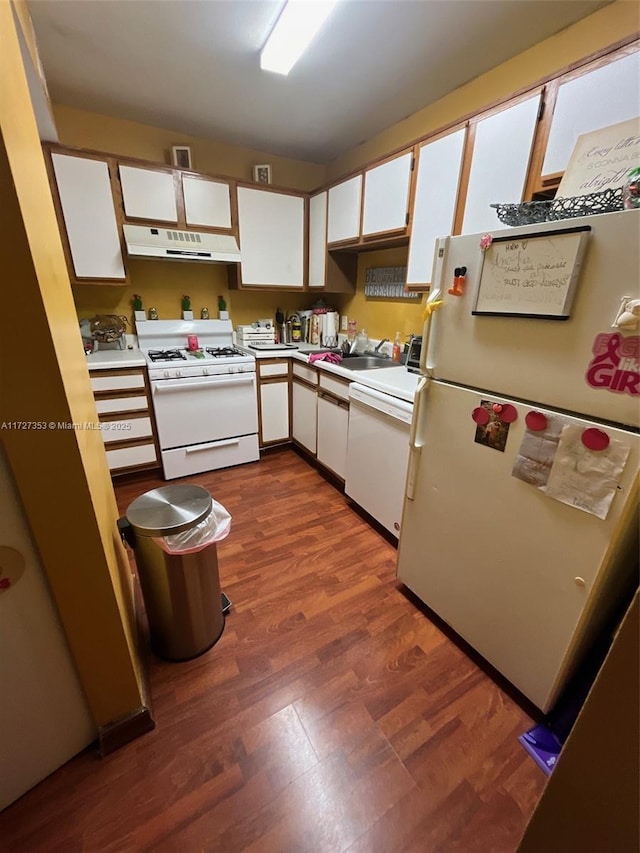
120, 484, 225, 661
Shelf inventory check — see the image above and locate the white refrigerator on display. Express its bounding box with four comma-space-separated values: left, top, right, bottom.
397, 209, 640, 713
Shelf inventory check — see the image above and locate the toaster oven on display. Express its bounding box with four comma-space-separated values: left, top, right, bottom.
406, 335, 423, 374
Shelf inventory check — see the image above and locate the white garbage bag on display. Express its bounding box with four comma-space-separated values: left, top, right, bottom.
153, 501, 231, 555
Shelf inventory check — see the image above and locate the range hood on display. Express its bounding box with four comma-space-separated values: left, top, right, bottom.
123, 224, 241, 263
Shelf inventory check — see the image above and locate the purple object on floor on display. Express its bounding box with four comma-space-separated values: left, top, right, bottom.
518, 724, 562, 775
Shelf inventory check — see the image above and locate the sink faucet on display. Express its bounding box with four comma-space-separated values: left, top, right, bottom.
374, 338, 389, 353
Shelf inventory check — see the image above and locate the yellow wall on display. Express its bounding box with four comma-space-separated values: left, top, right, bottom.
333, 248, 426, 344
53, 103, 326, 191
1, 1, 146, 727
327, 1, 640, 178
72, 262, 341, 331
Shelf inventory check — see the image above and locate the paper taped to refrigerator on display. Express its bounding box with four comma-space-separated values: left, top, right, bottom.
543, 424, 630, 519
512, 415, 565, 487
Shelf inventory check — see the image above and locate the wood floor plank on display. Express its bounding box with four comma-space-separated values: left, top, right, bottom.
0, 449, 546, 851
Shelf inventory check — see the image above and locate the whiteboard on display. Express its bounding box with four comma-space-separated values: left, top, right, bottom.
473, 226, 591, 319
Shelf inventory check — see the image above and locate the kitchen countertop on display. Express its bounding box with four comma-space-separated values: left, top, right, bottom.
85, 347, 146, 371
238, 343, 420, 403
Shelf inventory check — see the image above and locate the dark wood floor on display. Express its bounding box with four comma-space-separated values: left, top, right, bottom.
0, 449, 546, 851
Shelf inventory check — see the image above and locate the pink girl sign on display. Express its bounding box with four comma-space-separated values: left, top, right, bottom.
586, 333, 640, 396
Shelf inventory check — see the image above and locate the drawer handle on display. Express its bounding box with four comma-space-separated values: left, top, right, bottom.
185, 439, 240, 453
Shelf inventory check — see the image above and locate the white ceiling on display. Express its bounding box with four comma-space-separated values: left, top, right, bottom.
29, 0, 613, 164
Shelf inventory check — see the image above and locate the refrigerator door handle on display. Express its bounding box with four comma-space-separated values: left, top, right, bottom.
420, 236, 449, 373
407, 376, 428, 500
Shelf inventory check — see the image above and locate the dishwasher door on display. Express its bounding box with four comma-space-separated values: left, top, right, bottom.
345, 384, 413, 537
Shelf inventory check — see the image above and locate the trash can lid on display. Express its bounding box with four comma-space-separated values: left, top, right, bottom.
126, 484, 212, 537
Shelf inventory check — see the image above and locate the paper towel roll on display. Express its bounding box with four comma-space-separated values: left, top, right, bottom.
323, 312, 338, 346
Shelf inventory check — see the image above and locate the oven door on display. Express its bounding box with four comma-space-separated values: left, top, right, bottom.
151, 372, 258, 450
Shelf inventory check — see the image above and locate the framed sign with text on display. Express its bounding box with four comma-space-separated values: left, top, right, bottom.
473, 226, 591, 319
557, 117, 640, 198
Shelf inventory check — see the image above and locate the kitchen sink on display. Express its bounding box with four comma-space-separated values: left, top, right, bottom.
341, 355, 402, 370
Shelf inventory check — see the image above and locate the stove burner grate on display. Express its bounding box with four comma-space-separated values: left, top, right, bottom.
148, 349, 187, 362
205, 347, 243, 358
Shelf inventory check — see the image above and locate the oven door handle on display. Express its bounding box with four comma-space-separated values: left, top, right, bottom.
153, 376, 255, 393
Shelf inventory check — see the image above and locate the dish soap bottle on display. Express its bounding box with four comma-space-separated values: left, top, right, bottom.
392, 332, 402, 362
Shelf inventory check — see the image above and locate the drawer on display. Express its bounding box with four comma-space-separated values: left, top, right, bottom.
259, 361, 290, 378
319, 373, 350, 402
292, 362, 318, 385
90, 372, 145, 392
106, 442, 157, 471
101, 415, 153, 444
95, 395, 148, 415
161, 434, 259, 480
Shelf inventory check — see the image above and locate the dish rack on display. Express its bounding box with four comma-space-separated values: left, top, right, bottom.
491, 187, 624, 227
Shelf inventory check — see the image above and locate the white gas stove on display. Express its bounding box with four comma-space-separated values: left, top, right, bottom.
137, 320, 259, 480
138, 319, 255, 377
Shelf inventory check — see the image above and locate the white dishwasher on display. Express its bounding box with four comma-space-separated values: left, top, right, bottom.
345, 383, 413, 538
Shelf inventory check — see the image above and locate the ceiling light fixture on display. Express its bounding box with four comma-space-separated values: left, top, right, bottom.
260, 0, 340, 76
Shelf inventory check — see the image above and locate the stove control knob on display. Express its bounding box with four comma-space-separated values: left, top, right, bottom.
229, 365, 238, 374
164, 370, 170, 379
203, 368, 209, 376
175, 369, 182, 378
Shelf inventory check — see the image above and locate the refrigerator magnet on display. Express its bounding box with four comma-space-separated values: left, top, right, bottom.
525, 411, 548, 431
498, 404, 518, 423
581, 428, 610, 452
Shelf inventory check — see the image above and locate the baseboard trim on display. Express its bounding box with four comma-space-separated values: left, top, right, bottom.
97, 705, 156, 756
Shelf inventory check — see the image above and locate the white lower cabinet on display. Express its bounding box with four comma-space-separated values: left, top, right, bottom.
292, 380, 317, 454
317, 392, 349, 480
89, 367, 159, 474
259, 382, 290, 445
257, 359, 290, 446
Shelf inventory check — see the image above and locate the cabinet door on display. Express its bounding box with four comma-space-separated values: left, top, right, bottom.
182, 174, 232, 229
543, 51, 640, 176
308, 191, 327, 288
327, 175, 362, 244
292, 381, 317, 454
462, 93, 541, 235
51, 152, 126, 281
259, 381, 290, 445
119, 165, 178, 223
362, 151, 413, 238
237, 187, 304, 286
317, 393, 349, 479
406, 128, 466, 286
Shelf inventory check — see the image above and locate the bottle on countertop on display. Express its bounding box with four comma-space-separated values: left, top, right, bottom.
392, 332, 402, 362
355, 328, 369, 353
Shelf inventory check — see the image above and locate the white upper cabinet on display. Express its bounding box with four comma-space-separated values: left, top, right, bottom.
119, 165, 178, 223
362, 151, 413, 237
51, 152, 126, 281
308, 191, 327, 288
237, 186, 305, 287
327, 174, 362, 243
543, 51, 640, 176
182, 175, 232, 229
406, 128, 466, 286
462, 93, 541, 235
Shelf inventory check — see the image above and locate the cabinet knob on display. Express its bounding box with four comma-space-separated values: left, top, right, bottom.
574, 577, 586, 587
